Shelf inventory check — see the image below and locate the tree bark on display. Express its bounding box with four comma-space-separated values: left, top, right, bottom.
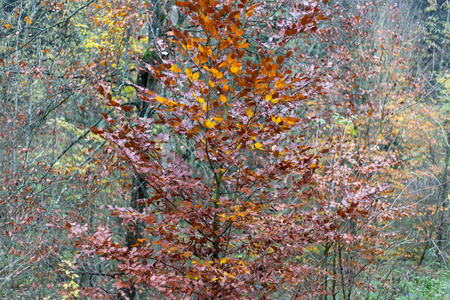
117, 2, 164, 299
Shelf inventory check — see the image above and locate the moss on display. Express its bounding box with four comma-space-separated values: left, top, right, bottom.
142, 48, 157, 63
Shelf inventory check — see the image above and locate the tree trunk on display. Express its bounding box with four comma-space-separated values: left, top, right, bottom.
118, 2, 164, 299
436, 122, 449, 267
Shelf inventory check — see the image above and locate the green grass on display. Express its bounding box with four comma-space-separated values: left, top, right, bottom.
364, 265, 450, 300
394, 268, 450, 300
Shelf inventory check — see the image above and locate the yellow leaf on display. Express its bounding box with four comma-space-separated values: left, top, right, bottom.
170, 64, 180, 72
240, 41, 249, 49
220, 95, 227, 103
156, 96, 167, 103
246, 108, 254, 117
230, 63, 241, 74
271, 116, 282, 123
220, 257, 227, 265
266, 246, 275, 254
213, 116, 223, 123
224, 271, 235, 279
254, 142, 264, 150
192, 72, 199, 81
275, 78, 286, 88
204, 119, 216, 128
208, 80, 215, 87
265, 94, 272, 101
193, 92, 204, 103
211, 68, 223, 78
5, 24, 11, 29
186, 67, 192, 78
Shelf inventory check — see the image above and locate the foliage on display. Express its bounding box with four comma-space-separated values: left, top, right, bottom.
66, 0, 408, 298
0, 0, 448, 299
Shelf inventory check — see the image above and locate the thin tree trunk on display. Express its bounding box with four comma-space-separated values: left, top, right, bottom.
436, 123, 449, 267
323, 242, 331, 300
338, 243, 348, 300
417, 240, 429, 268
332, 249, 336, 300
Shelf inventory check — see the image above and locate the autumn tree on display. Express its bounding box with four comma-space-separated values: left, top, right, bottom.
49, 0, 412, 299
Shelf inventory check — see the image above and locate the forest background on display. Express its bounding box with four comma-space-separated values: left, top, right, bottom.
0, 0, 449, 299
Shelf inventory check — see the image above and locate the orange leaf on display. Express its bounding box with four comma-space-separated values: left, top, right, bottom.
276, 56, 284, 64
